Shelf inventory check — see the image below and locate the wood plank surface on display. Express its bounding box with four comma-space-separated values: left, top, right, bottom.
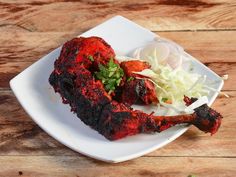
0, 156, 235, 177
0, 30, 235, 89
0, 90, 235, 157
0, 0, 236, 32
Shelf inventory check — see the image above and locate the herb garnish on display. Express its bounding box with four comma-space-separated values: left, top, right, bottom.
95, 58, 124, 94
161, 98, 168, 102
127, 77, 134, 82
88, 55, 94, 62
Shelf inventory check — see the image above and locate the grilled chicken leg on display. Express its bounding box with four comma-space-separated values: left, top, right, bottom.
49, 37, 222, 140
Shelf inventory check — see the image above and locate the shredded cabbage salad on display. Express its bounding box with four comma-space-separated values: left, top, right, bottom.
133, 66, 208, 108
116, 36, 228, 113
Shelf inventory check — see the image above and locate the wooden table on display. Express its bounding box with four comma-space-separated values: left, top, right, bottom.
0, 1, 235, 176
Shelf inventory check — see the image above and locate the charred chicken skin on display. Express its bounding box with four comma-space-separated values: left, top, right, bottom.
120, 60, 158, 105
49, 36, 223, 140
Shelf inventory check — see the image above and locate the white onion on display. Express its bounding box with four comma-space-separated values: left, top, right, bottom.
132, 37, 184, 70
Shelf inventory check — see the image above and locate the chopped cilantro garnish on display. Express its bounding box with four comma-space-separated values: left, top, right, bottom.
88, 55, 94, 62
127, 77, 134, 82
162, 98, 168, 102
95, 58, 124, 94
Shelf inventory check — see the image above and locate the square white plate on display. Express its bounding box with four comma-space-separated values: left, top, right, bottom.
10, 16, 223, 163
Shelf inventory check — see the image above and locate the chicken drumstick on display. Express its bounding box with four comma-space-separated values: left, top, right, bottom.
49, 36, 222, 140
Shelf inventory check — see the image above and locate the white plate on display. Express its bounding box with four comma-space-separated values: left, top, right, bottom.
10, 16, 224, 163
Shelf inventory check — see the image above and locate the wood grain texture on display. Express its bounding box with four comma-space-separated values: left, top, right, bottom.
0, 30, 235, 89
0, 1, 236, 175
0, 0, 236, 32
0, 156, 235, 177
0, 91, 235, 157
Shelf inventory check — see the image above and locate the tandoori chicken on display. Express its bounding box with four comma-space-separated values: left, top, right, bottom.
49, 36, 223, 140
